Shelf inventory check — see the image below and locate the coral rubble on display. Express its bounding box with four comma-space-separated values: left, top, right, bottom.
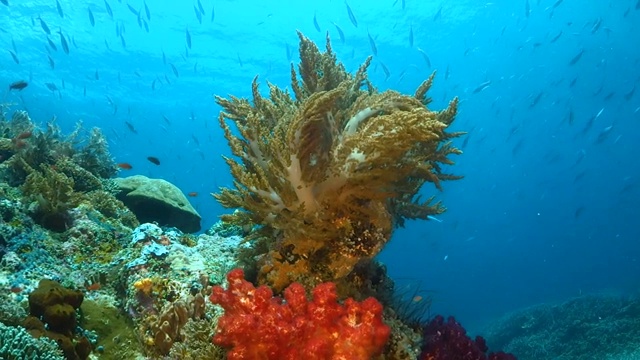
214, 32, 463, 291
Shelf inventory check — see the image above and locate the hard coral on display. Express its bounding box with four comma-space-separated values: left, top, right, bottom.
215, 31, 463, 290
420, 315, 516, 360
209, 268, 390, 360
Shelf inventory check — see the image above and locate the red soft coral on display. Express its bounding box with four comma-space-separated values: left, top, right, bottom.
210, 268, 390, 360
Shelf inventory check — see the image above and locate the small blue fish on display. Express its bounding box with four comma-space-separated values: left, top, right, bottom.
313, 13, 321, 32
379, 62, 390, 80
194, 5, 202, 24
409, 25, 413, 47
170, 63, 179, 77
104, 0, 113, 18
367, 31, 377, 55
197, 0, 205, 15
9, 50, 19, 64
186, 28, 192, 49
472, 80, 491, 94
127, 3, 139, 16
568, 49, 584, 65
88, 7, 95, 26
345, 2, 357, 27
47, 37, 57, 51
58, 29, 69, 54
211, 5, 215, 22
433, 6, 442, 21
56, 0, 64, 18
38, 17, 51, 34
332, 23, 345, 43
45, 82, 58, 91
417, 48, 431, 67
144, 0, 150, 21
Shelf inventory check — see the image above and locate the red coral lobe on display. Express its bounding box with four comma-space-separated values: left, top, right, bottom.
210, 268, 390, 360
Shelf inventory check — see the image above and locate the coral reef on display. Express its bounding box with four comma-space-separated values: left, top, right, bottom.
209, 268, 390, 360
483, 293, 640, 360
214, 31, 462, 291
0, 110, 136, 233
0, 112, 116, 187
0, 322, 65, 360
420, 315, 516, 360
114, 223, 241, 357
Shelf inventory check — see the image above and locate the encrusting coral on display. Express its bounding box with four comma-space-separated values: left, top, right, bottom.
214, 31, 463, 291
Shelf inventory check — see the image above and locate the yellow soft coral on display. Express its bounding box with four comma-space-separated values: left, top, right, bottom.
214, 31, 463, 290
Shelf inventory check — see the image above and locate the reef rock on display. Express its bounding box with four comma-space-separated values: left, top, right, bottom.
113, 175, 201, 233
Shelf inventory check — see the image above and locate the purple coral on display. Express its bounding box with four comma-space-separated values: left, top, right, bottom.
420, 315, 517, 360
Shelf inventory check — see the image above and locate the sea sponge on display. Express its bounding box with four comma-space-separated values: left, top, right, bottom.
25, 280, 91, 360
28, 279, 83, 336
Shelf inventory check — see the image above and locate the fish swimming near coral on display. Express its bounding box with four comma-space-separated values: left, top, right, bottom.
9, 80, 28, 90
332, 22, 345, 43
44, 82, 58, 92
313, 12, 321, 32
417, 48, 431, 68
147, 156, 160, 165
117, 162, 133, 170
124, 121, 137, 133
367, 31, 377, 55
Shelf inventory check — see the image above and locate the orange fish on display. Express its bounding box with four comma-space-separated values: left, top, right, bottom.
187, 192, 198, 197
118, 162, 133, 170
86, 282, 101, 291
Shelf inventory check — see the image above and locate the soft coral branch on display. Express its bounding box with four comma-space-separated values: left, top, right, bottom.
214, 31, 463, 290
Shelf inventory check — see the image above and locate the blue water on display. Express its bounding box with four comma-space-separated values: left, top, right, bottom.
2, 0, 639, 334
